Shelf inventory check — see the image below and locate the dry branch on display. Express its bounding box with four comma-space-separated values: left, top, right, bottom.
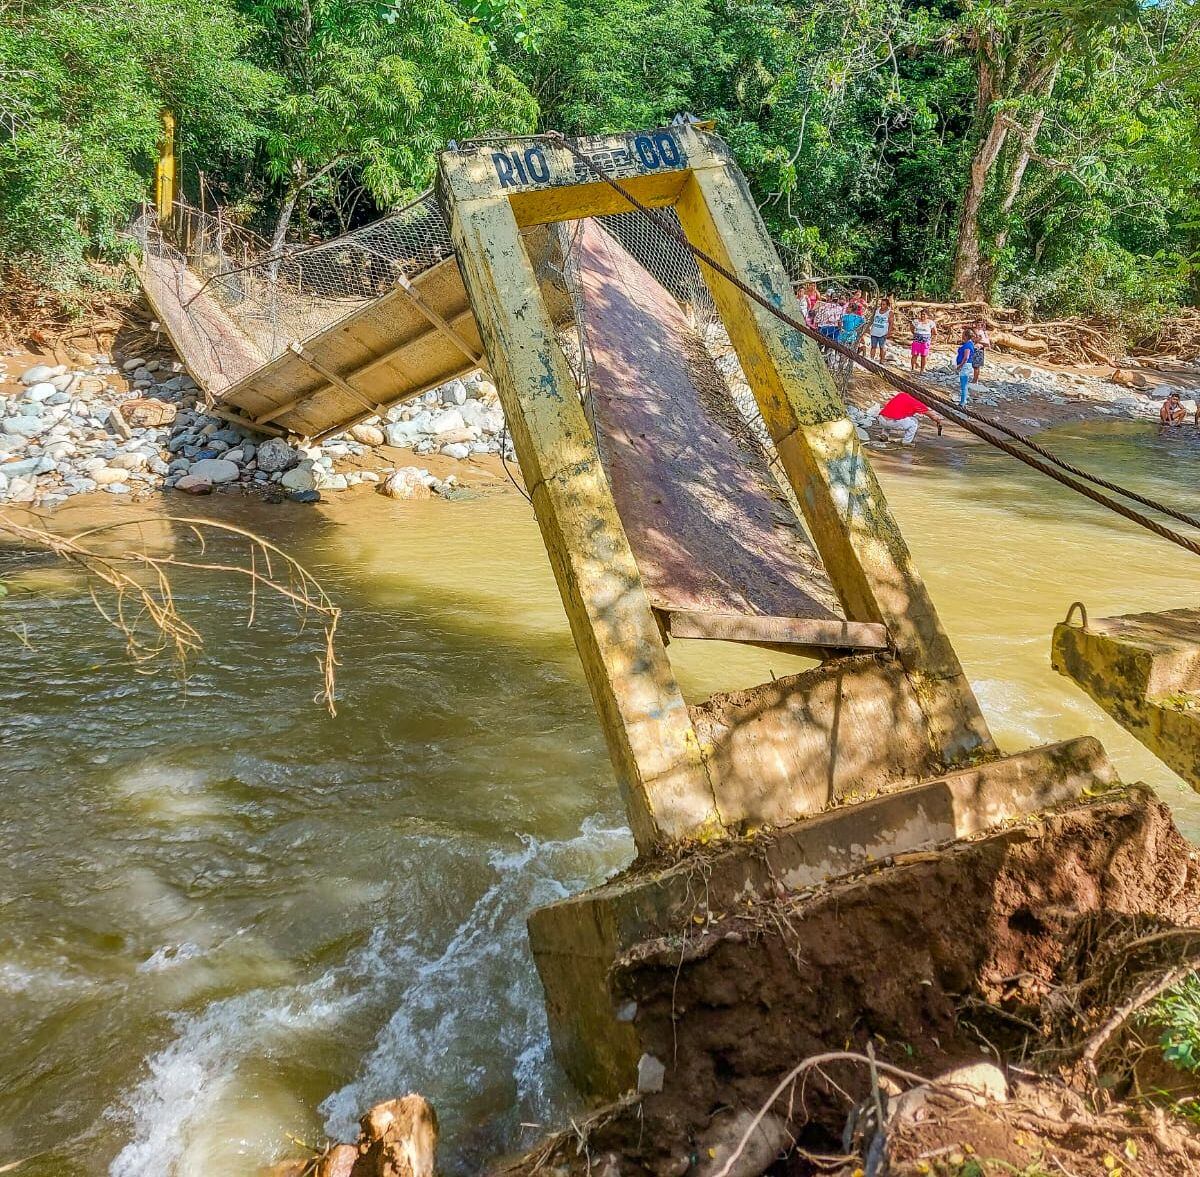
0, 512, 341, 713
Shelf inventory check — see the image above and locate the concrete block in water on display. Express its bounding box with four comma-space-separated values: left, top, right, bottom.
1053, 607, 1200, 789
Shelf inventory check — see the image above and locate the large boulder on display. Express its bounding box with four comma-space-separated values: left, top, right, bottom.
380, 468, 432, 500
280, 461, 316, 491
256, 437, 301, 473
384, 420, 422, 448
187, 458, 240, 484
3, 415, 49, 438
430, 408, 465, 438
22, 381, 59, 403
1109, 368, 1153, 390
19, 363, 59, 385
350, 422, 386, 447
92, 466, 130, 486
174, 475, 213, 495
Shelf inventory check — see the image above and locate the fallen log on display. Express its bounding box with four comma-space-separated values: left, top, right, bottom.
992, 330, 1049, 356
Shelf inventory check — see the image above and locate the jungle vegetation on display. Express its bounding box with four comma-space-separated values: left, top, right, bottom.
0, 0, 1197, 325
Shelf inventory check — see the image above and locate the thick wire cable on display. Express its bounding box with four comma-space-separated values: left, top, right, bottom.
545, 131, 1200, 560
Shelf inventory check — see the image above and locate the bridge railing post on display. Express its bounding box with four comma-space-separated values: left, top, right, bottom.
438, 169, 723, 854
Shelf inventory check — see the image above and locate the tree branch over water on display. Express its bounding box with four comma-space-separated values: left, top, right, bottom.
0, 512, 341, 715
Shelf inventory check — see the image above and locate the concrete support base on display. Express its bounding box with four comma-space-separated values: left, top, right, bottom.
527, 736, 1116, 1100
1053, 607, 1200, 790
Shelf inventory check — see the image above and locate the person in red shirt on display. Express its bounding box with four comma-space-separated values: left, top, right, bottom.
876, 391, 944, 445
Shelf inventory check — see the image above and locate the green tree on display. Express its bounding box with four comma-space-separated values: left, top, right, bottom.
948, 0, 1144, 299
521, 0, 723, 133
0, 0, 273, 285
239, 0, 537, 246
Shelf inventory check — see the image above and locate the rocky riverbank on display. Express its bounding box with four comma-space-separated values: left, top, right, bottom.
0, 343, 513, 509
2, 318, 1194, 511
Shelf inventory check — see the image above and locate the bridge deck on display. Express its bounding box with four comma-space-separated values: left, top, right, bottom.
577, 219, 885, 652
136, 247, 485, 443
212, 256, 485, 442
134, 252, 265, 395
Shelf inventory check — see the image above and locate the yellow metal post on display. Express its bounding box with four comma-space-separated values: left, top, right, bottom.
439, 149, 723, 854
156, 111, 176, 220
670, 127, 992, 761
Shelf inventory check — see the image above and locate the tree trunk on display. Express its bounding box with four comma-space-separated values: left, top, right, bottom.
269, 156, 343, 253
992, 64, 1059, 261
950, 116, 1010, 301
270, 181, 303, 253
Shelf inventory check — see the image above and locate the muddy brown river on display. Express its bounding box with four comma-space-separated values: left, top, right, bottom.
2, 419, 1199, 1175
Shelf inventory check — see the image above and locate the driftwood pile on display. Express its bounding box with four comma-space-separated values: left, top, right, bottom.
267, 1094, 438, 1177
894, 299, 1200, 370
1135, 307, 1200, 366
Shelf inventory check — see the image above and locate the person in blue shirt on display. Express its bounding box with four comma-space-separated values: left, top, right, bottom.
839, 304, 866, 348
956, 329, 977, 407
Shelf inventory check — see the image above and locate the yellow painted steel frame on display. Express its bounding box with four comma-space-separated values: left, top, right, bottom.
156, 111, 176, 220
437, 127, 993, 855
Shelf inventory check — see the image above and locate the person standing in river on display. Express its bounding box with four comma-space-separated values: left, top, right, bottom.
868, 297, 893, 363
910, 308, 936, 373
956, 328, 977, 408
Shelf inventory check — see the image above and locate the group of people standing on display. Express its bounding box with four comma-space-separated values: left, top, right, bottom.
797, 283, 992, 409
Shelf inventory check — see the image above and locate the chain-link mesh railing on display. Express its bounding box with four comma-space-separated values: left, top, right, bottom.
131, 183, 856, 408
132, 194, 456, 385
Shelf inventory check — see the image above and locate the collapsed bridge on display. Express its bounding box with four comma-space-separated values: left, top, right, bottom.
133, 125, 1171, 1103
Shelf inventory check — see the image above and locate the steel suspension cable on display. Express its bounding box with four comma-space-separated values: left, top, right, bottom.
545, 131, 1200, 558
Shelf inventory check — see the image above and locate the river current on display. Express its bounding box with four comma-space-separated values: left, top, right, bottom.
2, 419, 1199, 1174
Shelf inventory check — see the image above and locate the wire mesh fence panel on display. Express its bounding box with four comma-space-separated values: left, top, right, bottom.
131, 182, 852, 415
598, 208, 718, 328
131, 195, 458, 392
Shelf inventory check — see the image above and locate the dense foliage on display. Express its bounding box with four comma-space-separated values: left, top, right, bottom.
0, 0, 1196, 318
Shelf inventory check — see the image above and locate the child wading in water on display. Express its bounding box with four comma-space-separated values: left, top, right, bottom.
956, 329, 976, 407
868, 297, 893, 362
910, 308, 936, 373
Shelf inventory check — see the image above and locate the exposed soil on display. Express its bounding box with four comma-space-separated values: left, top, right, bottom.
500, 788, 1200, 1175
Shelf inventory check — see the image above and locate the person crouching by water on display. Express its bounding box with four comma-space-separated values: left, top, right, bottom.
876, 391, 944, 445
956, 328, 976, 407
910, 308, 936, 373
1160, 391, 1187, 428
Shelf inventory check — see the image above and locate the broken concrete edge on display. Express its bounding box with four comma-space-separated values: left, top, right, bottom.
1053, 610, 1200, 700
527, 735, 1117, 1099
619, 779, 1158, 980
1053, 619, 1200, 790
506, 777, 1180, 1171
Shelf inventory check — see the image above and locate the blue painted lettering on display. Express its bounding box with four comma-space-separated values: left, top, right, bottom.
493, 153, 516, 187
634, 135, 659, 169
653, 131, 681, 167
525, 146, 550, 182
